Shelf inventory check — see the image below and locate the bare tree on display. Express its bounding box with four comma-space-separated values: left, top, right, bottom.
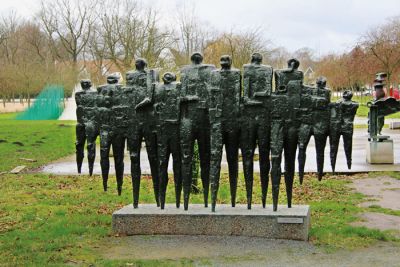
170, 2, 215, 67
203, 28, 271, 68
0, 12, 21, 64
38, 0, 96, 64
362, 16, 400, 86
268, 46, 291, 69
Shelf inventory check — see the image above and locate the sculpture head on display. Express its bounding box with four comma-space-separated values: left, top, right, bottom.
190, 52, 203, 65
250, 52, 263, 65
80, 79, 92, 90
316, 76, 327, 89
162, 72, 176, 84
135, 58, 147, 71
107, 73, 120, 84
343, 90, 353, 101
220, 55, 232, 70
287, 58, 300, 70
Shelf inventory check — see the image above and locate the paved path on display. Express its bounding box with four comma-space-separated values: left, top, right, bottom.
58, 98, 76, 120
350, 176, 400, 237
96, 236, 400, 266
354, 116, 400, 125
58, 87, 77, 120
40, 128, 400, 175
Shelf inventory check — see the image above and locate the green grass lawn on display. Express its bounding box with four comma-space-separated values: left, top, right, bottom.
0, 113, 399, 266
0, 113, 75, 172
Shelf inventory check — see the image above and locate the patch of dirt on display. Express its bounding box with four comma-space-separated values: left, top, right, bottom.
351, 212, 400, 234
96, 236, 400, 266
350, 176, 400, 210
12, 141, 24, 146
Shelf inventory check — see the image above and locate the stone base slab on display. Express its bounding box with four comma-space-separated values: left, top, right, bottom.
366, 140, 394, 164
112, 204, 310, 241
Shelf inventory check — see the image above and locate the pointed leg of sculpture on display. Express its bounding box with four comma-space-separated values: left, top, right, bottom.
315, 134, 328, 181
284, 127, 298, 208
298, 145, 306, 185
343, 131, 353, 169
128, 134, 142, 208
198, 131, 211, 208
210, 159, 221, 212
130, 155, 141, 208
112, 135, 125, 196
76, 124, 86, 174
259, 146, 270, 208
242, 148, 254, 210
271, 156, 282, 212
87, 139, 96, 176
297, 128, 311, 185
158, 148, 169, 210
145, 133, 160, 207
181, 120, 194, 210
182, 150, 193, 211
329, 131, 340, 173
225, 131, 239, 207
131, 170, 140, 209
270, 120, 284, 211
169, 126, 182, 208
100, 137, 111, 192
172, 154, 182, 208
211, 123, 223, 212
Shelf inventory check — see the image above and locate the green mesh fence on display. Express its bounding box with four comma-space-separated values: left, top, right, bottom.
16, 85, 65, 120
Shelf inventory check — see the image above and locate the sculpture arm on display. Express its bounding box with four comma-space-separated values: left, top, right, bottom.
135, 83, 156, 110
235, 73, 242, 113
243, 75, 250, 103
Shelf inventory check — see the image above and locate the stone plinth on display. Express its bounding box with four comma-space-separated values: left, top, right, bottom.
112, 204, 310, 241
367, 139, 394, 164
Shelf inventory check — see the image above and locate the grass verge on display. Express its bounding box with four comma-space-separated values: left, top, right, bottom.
0, 113, 75, 172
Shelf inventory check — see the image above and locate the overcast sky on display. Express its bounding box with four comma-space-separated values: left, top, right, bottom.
1, 0, 399, 56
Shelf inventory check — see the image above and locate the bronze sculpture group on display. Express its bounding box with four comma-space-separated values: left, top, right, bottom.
75, 52, 358, 212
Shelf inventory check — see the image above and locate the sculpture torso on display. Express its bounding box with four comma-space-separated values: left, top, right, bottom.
274, 69, 304, 91
154, 82, 181, 124
210, 68, 241, 127
311, 87, 331, 133
243, 63, 273, 101
97, 85, 115, 130
181, 64, 216, 111
339, 99, 359, 132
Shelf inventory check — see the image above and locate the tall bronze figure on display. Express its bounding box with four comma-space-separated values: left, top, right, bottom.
110, 75, 129, 195
97, 74, 119, 192
241, 52, 273, 209
128, 58, 160, 208
270, 83, 290, 211
274, 58, 303, 209
330, 90, 359, 171
209, 55, 241, 211
298, 76, 331, 182
75, 79, 99, 175
297, 84, 313, 184
180, 52, 215, 210
138, 72, 183, 209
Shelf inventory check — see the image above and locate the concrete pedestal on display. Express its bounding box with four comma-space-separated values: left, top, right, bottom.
366, 139, 394, 164
112, 204, 310, 241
